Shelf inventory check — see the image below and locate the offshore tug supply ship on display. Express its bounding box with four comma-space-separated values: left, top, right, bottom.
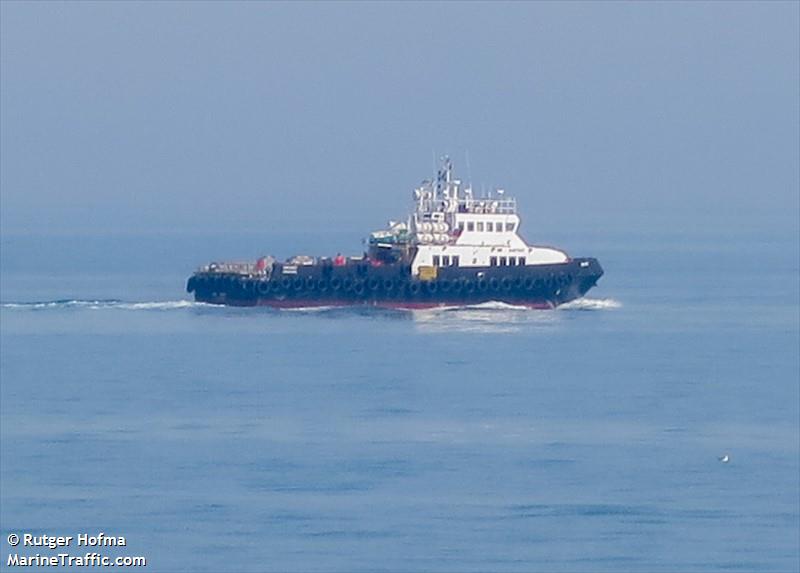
187, 159, 603, 309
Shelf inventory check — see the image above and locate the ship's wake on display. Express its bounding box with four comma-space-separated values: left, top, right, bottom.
407, 298, 621, 333
1, 299, 211, 311
413, 298, 622, 313
557, 297, 622, 311
1, 297, 621, 313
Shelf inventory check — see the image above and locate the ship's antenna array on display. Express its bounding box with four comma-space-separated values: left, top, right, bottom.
431, 149, 437, 188
465, 150, 472, 191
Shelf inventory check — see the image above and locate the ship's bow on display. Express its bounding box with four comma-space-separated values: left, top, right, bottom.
572, 257, 604, 299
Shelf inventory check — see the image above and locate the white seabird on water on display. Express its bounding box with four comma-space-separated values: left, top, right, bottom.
718, 454, 730, 463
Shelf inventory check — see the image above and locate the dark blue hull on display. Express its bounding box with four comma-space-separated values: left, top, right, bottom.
187, 258, 603, 309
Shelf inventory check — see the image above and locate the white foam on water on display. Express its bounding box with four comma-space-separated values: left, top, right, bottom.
557, 297, 622, 311
2, 297, 622, 313
113, 300, 210, 310
1, 299, 211, 311
409, 301, 533, 315
455, 300, 532, 311
281, 305, 342, 313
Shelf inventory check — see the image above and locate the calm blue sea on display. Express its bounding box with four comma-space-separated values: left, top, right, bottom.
1, 219, 798, 572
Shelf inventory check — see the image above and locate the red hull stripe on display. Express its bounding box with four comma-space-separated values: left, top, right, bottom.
210, 298, 556, 310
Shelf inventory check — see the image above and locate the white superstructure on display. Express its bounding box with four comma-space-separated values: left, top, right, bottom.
400, 158, 568, 276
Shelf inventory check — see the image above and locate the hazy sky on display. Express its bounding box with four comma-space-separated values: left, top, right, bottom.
1, 1, 798, 235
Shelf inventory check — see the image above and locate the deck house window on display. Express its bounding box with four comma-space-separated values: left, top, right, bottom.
518, 257, 526, 266
496, 222, 503, 232
506, 222, 515, 232
486, 222, 493, 232
433, 255, 440, 267
499, 256, 507, 266
490, 256, 497, 267
509, 257, 516, 266
457, 222, 465, 231
452, 256, 460, 266
442, 255, 450, 266
477, 222, 484, 232
467, 222, 475, 232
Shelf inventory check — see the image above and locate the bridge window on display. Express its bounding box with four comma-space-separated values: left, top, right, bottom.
490, 256, 497, 267
486, 222, 493, 232
505, 222, 515, 232
509, 257, 516, 266
518, 257, 526, 265
433, 255, 440, 267
442, 255, 450, 266
467, 222, 475, 232
496, 222, 503, 232
477, 222, 484, 232
452, 256, 460, 266
457, 222, 464, 231
499, 256, 507, 266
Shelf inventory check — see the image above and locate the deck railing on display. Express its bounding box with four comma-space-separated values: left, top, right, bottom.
199, 262, 260, 274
